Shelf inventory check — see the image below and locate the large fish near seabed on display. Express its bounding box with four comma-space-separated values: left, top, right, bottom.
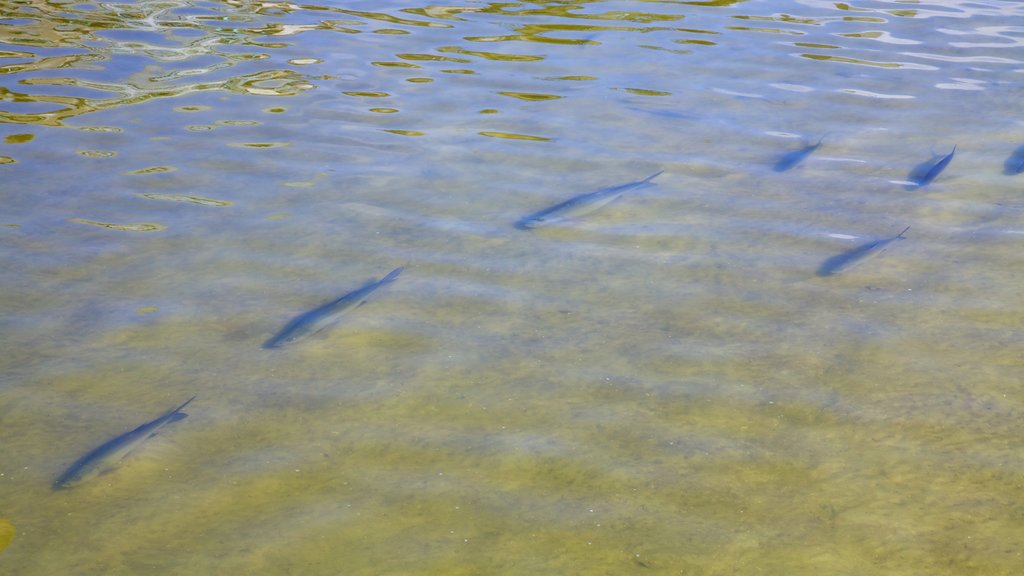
515, 171, 664, 229
263, 266, 404, 349
53, 396, 196, 489
1003, 144, 1024, 175
817, 226, 910, 277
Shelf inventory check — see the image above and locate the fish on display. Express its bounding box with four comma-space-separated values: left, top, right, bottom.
905, 145, 955, 190
53, 396, 196, 490
515, 171, 664, 229
1003, 144, 1024, 175
263, 266, 404, 348
817, 226, 910, 277
773, 135, 825, 172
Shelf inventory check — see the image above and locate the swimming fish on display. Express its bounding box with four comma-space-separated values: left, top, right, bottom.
515, 171, 664, 229
905, 146, 955, 190
817, 226, 910, 277
773, 136, 824, 172
53, 396, 196, 490
264, 266, 404, 348
1003, 144, 1024, 175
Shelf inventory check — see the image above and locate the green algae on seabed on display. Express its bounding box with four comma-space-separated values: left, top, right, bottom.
137, 193, 232, 207
124, 166, 176, 175
67, 219, 166, 232
0, 518, 14, 553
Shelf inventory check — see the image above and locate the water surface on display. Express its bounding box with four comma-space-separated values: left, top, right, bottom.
2, 1, 1023, 574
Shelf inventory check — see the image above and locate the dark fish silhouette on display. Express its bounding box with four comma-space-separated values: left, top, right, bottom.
773, 136, 824, 172
264, 267, 403, 348
1003, 144, 1024, 175
54, 396, 196, 489
516, 171, 663, 229
905, 146, 955, 190
817, 226, 910, 277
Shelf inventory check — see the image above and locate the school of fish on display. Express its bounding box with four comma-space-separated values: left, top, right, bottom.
47, 136, 1016, 494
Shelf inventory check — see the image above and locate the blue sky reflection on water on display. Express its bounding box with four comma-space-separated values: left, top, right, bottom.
1, 1, 1023, 574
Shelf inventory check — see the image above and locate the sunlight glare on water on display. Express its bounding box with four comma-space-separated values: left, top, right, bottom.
1, 0, 1023, 574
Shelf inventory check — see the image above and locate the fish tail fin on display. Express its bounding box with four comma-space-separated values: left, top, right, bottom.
176, 395, 197, 413
380, 266, 404, 284
647, 170, 664, 182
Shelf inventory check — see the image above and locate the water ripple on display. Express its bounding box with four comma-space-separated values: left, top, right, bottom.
3, 0, 1022, 127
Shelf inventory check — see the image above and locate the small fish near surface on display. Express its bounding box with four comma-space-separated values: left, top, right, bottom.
1003, 144, 1024, 175
515, 170, 664, 229
773, 135, 825, 172
263, 266, 404, 349
905, 145, 955, 190
817, 226, 911, 277
53, 396, 196, 490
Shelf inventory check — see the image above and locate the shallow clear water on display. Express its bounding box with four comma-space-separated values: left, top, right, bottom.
2, 0, 1023, 574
